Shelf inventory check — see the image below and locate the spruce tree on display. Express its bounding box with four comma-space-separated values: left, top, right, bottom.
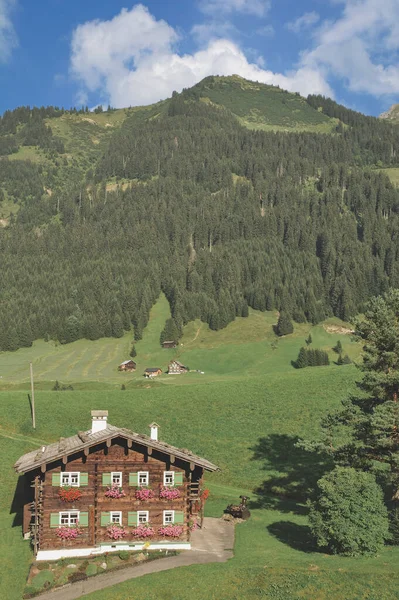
276, 312, 294, 336
130, 344, 137, 358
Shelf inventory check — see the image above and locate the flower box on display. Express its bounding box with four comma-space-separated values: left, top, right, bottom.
104, 485, 126, 499
131, 524, 154, 538
58, 487, 82, 503
158, 525, 184, 538
135, 487, 155, 501
159, 487, 181, 500
106, 524, 127, 540
56, 525, 82, 540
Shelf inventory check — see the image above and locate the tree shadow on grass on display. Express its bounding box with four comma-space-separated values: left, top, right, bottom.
249, 434, 333, 515
267, 521, 319, 553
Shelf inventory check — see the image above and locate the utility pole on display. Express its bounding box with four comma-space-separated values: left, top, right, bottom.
30, 362, 36, 429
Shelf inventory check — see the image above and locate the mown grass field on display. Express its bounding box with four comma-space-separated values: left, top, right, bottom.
1, 297, 398, 600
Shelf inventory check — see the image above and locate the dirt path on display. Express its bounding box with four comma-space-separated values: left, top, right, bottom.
39, 518, 234, 600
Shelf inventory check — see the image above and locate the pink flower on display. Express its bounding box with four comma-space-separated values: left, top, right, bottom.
159, 487, 181, 500
104, 485, 126, 499
106, 524, 127, 540
135, 488, 155, 501
56, 525, 82, 540
158, 525, 184, 538
131, 524, 154, 538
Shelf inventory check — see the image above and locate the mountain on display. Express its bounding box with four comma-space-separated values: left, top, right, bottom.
380, 103, 399, 123
1, 76, 399, 352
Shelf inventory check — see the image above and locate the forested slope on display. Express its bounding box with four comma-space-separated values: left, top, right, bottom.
1, 77, 399, 351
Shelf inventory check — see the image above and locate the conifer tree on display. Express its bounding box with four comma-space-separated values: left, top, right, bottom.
276, 312, 294, 336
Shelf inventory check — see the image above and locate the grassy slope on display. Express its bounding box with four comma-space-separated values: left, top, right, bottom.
1, 297, 398, 599
195, 75, 337, 133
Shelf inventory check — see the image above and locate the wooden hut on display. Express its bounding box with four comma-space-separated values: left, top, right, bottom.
118, 360, 136, 372
144, 368, 162, 378
168, 360, 188, 375
162, 341, 177, 349
14, 411, 219, 561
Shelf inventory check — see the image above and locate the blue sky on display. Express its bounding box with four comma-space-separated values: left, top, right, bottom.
0, 0, 399, 116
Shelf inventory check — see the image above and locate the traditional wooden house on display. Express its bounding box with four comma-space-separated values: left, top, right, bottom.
162, 341, 177, 349
144, 368, 162, 378
14, 411, 218, 561
168, 360, 188, 375
118, 360, 136, 372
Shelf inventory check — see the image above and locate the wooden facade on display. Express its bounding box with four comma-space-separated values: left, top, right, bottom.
162, 341, 177, 349
144, 368, 162, 378
14, 413, 218, 560
118, 360, 136, 372
168, 360, 188, 375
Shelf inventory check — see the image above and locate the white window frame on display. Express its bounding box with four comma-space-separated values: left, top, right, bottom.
138, 471, 149, 486
163, 510, 174, 525
59, 511, 80, 526
110, 511, 122, 525
138, 511, 149, 524
111, 472, 122, 486
60, 472, 80, 487
163, 471, 175, 487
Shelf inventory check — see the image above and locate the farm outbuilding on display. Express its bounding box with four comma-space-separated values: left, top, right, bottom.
144, 368, 162, 378
14, 411, 218, 560
162, 340, 177, 349
118, 360, 136, 372
168, 360, 188, 375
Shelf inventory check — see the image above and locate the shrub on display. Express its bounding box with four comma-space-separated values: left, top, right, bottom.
309, 466, 390, 556
31, 570, 54, 591
86, 563, 98, 576
68, 571, 88, 583
23, 585, 38, 599
118, 550, 130, 561
79, 560, 89, 572
35, 562, 50, 571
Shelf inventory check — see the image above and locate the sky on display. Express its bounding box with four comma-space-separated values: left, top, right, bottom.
0, 0, 399, 116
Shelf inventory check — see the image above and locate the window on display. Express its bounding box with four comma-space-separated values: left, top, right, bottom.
138, 471, 149, 486
110, 512, 122, 525
61, 472, 80, 487
163, 510, 174, 525
59, 511, 79, 526
163, 471, 174, 487
111, 472, 122, 486
138, 511, 149, 524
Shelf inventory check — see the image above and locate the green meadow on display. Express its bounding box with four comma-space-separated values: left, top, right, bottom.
1, 297, 398, 600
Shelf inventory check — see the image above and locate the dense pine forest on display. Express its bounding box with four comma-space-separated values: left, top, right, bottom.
1, 75, 399, 351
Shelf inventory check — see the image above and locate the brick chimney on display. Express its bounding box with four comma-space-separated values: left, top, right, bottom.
91, 410, 108, 434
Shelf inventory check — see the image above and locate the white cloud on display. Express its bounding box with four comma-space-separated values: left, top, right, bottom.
70, 4, 332, 108
286, 12, 319, 34
256, 24, 275, 37
0, 0, 17, 63
300, 0, 399, 96
191, 21, 238, 45
198, 0, 270, 17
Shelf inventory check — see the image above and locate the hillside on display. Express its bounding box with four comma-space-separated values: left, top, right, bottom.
380, 103, 399, 122
2, 77, 399, 353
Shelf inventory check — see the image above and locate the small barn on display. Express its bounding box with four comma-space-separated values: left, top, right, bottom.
162, 340, 177, 349
144, 368, 162, 378
118, 360, 136, 372
168, 360, 188, 375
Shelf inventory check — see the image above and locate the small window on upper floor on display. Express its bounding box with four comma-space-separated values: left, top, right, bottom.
138, 511, 149, 524
163, 471, 174, 487
61, 472, 80, 487
138, 471, 149, 486
111, 472, 122, 486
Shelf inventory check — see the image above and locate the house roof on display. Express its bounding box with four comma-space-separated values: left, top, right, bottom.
119, 360, 136, 366
14, 424, 219, 475
145, 367, 161, 372
170, 360, 186, 368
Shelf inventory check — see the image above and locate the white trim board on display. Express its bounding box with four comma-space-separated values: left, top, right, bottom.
36, 542, 191, 561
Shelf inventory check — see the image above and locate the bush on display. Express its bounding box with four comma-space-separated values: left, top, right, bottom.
79, 560, 89, 572
309, 466, 389, 556
86, 563, 98, 576
68, 571, 88, 583
118, 550, 130, 560
31, 570, 54, 591
35, 562, 50, 570
23, 585, 38, 599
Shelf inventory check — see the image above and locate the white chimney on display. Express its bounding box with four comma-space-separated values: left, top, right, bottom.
91, 410, 108, 433
149, 422, 160, 441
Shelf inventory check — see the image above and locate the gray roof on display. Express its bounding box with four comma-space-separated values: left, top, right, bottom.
14, 424, 219, 475
120, 360, 136, 365
145, 367, 161, 372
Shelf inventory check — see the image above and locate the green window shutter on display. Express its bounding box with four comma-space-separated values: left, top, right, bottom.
80, 473, 88, 486
102, 473, 111, 486
128, 512, 138, 526
100, 512, 110, 527
174, 511, 184, 524
52, 473, 61, 486
129, 473, 138, 486
50, 513, 59, 528
174, 472, 184, 486
79, 512, 89, 527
